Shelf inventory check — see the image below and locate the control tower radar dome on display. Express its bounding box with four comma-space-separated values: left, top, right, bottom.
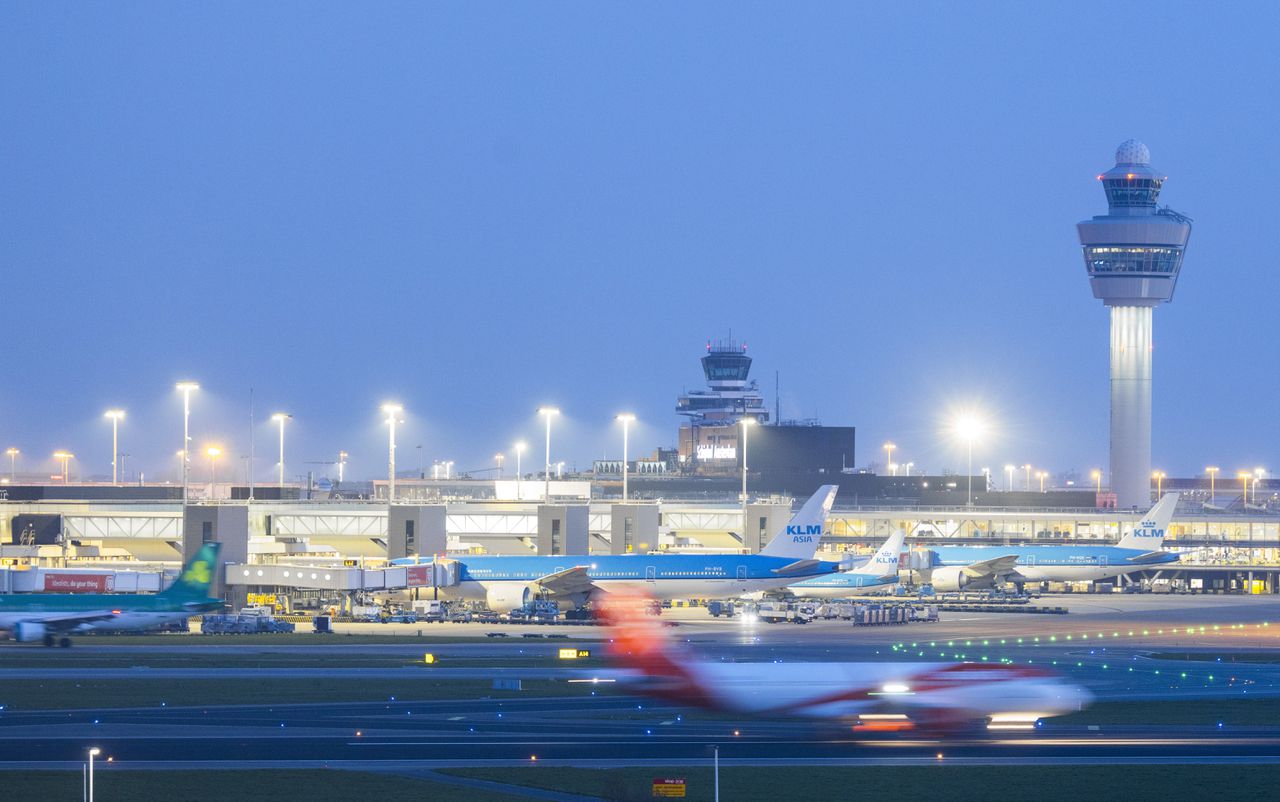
1115, 139, 1150, 165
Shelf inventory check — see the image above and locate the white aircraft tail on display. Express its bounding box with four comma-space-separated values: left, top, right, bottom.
759, 485, 839, 560
1116, 493, 1179, 550
864, 530, 905, 578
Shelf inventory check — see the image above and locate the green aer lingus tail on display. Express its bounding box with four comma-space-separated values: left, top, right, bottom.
0, 542, 223, 647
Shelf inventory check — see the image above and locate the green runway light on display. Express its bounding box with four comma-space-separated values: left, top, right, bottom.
1141, 630, 1148, 635
1017, 638, 1023, 643
1102, 664, 1108, 669
1000, 639, 1006, 644
982, 640, 988, 646
1049, 636, 1056, 642
1181, 673, 1187, 678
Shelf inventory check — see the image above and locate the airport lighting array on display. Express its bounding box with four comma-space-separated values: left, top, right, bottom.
53, 450, 74, 484
883, 441, 896, 475
739, 417, 756, 503
338, 450, 348, 483
1153, 470, 1166, 496
271, 413, 291, 488
494, 452, 504, 479
1036, 471, 1047, 492
615, 413, 635, 501
381, 403, 403, 502
103, 409, 125, 484
1023, 464, 1032, 491
1206, 466, 1219, 504
1091, 469, 1102, 494
5, 447, 17, 482
538, 407, 559, 502
1004, 464, 1015, 492
513, 441, 527, 498
206, 446, 222, 485
175, 381, 199, 504
87, 746, 100, 802
953, 414, 984, 506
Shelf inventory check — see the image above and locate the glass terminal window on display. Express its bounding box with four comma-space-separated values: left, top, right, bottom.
1084, 245, 1181, 275
1103, 176, 1163, 207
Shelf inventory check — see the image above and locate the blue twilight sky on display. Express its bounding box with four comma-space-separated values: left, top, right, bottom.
2, 2, 1277, 484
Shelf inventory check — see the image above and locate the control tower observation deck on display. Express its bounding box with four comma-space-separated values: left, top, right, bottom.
676, 338, 770, 426
1077, 140, 1192, 508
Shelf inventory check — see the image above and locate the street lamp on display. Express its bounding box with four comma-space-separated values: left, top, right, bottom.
883, 442, 896, 476
739, 419, 756, 503
1153, 470, 1165, 497
494, 452, 505, 479
1023, 464, 1032, 492
445, 460, 454, 480
616, 413, 636, 501
381, 404, 403, 502
1091, 469, 1102, 495
88, 747, 101, 802
1036, 470, 1047, 493
538, 407, 560, 502
338, 451, 348, 483
175, 382, 199, 505
5, 448, 18, 482
1206, 466, 1219, 505
1238, 471, 1251, 505
103, 410, 125, 484
271, 413, 291, 488
1004, 464, 1015, 492
1253, 468, 1265, 505
53, 451, 74, 484
953, 415, 983, 506
206, 446, 222, 488
514, 441, 527, 499
904, 461, 914, 477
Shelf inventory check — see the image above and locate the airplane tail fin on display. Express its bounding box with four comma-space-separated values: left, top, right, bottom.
759, 485, 838, 560
159, 542, 221, 600
1116, 493, 1179, 550
866, 530, 906, 578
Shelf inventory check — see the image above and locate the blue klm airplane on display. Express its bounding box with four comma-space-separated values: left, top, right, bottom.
393, 485, 841, 611
786, 530, 905, 598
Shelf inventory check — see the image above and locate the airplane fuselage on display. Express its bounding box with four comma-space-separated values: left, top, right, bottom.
930, 545, 1178, 584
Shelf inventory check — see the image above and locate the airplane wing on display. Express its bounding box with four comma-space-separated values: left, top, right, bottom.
962, 555, 1020, 578
533, 566, 597, 597
1125, 551, 1170, 563
772, 559, 821, 575
17, 611, 118, 632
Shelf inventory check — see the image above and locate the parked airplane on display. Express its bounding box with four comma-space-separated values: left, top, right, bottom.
787, 530, 904, 598
595, 590, 1090, 731
0, 543, 223, 647
925, 494, 1180, 591
393, 486, 841, 611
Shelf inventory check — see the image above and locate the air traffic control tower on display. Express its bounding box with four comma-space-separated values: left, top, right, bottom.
1078, 140, 1192, 509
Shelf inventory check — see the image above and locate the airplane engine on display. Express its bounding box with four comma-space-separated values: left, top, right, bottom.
14, 622, 47, 643
485, 584, 539, 613
929, 566, 970, 592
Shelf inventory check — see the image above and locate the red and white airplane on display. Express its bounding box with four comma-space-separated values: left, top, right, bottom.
595, 592, 1090, 732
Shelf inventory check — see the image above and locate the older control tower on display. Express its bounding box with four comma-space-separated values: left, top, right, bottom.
1078, 140, 1192, 509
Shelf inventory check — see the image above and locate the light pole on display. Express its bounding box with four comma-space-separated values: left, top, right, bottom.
495, 452, 505, 479
616, 413, 635, 501
883, 442, 896, 475
1091, 469, 1102, 495
1254, 468, 1265, 505
381, 403, 403, 502
1153, 470, 1165, 497
88, 747, 100, 802
176, 382, 199, 505
446, 460, 454, 480
1005, 464, 1015, 492
338, 451, 348, 483
1238, 471, 1251, 505
538, 407, 560, 502
1037, 471, 1047, 493
206, 446, 222, 489
739, 418, 756, 503
103, 410, 124, 484
514, 441, 527, 499
954, 415, 982, 506
1023, 464, 1032, 492
904, 461, 914, 477
53, 451, 74, 484
271, 413, 291, 488
1206, 466, 1219, 505
6, 448, 18, 482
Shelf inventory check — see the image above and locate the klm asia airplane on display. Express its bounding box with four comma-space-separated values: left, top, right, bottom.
925, 494, 1181, 591
395, 486, 841, 611
0, 543, 224, 647
787, 530, 905, 598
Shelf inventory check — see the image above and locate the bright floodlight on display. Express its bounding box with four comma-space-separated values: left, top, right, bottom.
206, 446, 221, 458
104, 409, 125, 420
175, 381, 199, 392
514, 441, 527, 453
615, 413, 636, 423
381, 402, 403, 415
739, 417, 756, 426
53, 451, 74, 459
89, 747, 100, 756
954, 414, 983, 442
538, 406, 560, 417
271, 412, 291, 422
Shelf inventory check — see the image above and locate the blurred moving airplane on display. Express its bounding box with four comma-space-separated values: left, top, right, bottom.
595, 591, 1090, 731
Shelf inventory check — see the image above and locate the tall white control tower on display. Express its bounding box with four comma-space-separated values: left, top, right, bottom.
1077, 140, 1192, 509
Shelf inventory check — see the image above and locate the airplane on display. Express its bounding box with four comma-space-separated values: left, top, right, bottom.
594, 590, 1090, 731
786, 530, 905, 598
392, 485, 842, 612
0, 543, 224, 647
924, 493, 1180, 592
